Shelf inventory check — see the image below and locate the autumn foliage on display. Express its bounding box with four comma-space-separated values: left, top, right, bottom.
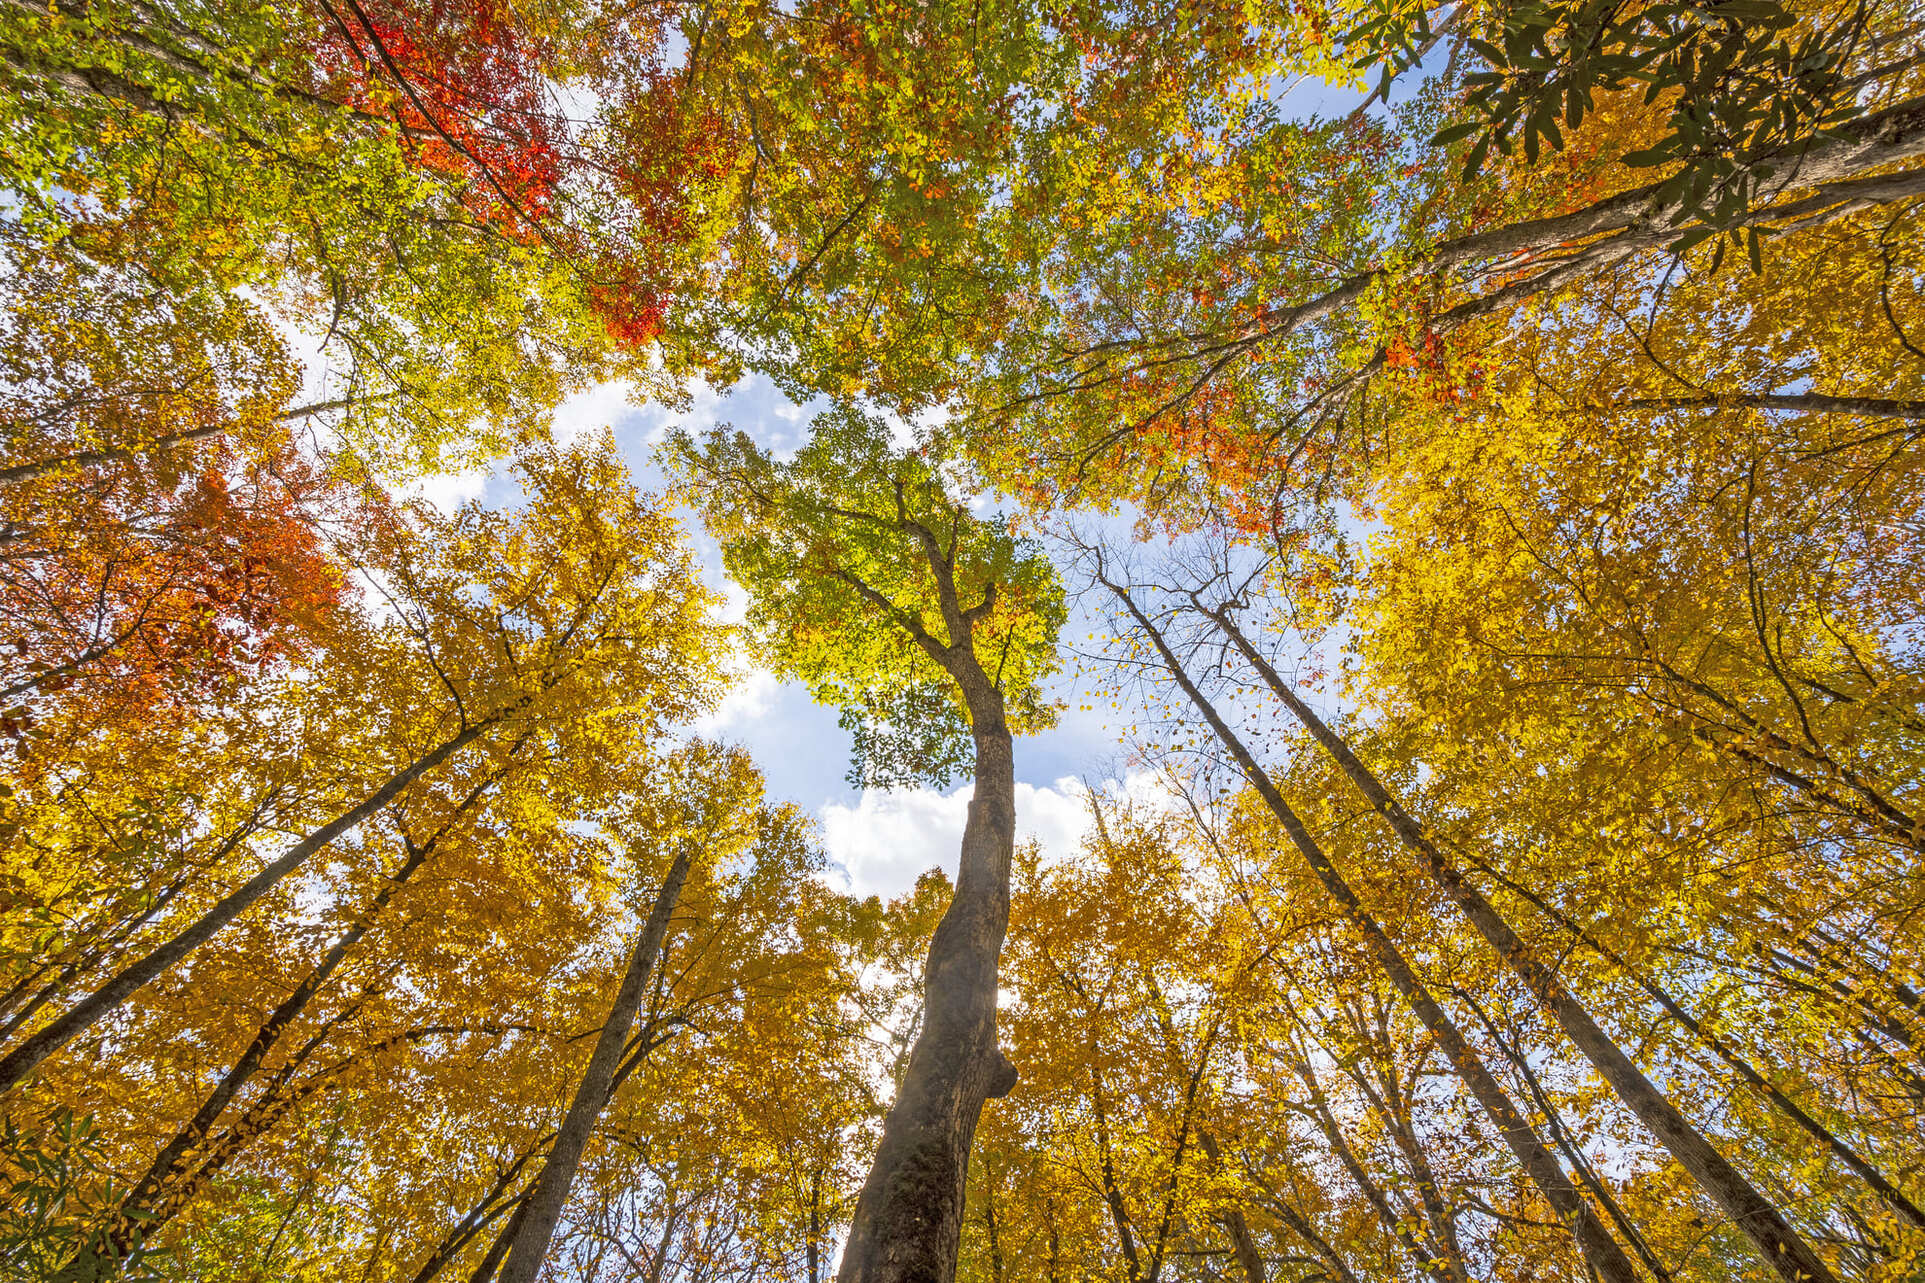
2, 0, 1925, 1280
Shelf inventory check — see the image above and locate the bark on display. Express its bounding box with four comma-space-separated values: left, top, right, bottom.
497, 841, 696, 1283
86, 835, 433, 1267
0, 710, 511, 1093
1024, 95, 1925, 460
0, 397, 365, 489
1597, 392, 1925, 420
834, 520, 1021, 1283
1202, 601, 1839, 1283
416, 1018, 684, 1283
1282, 1034, 1453, 1282
411, 1150, 543, 1283
1195, 1131, 1268, 1283
1098, 569, 1640, 1283
1483, 860, 1925, 1232
1455, 986, 1676, 1283
835, 695, 1018, 1283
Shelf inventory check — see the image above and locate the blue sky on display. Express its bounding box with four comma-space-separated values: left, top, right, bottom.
397, 69, 1393, 899
409, 371, 1129, 900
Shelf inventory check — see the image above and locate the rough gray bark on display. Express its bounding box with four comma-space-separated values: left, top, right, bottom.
1099, 570, 1641, 1283
1202, 601, 1839, 1283
836, 691, 1018, 1283
497, 841, 695, 1283
0, 711, 510, 1094
835, 519, 1021, 1283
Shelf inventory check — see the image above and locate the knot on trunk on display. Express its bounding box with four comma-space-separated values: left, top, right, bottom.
985, 1048, 1018, 1099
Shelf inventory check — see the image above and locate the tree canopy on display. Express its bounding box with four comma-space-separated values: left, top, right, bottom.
3, 0, 1925, 1279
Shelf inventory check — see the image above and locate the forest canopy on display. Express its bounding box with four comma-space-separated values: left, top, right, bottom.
1, 0, 1923, 1280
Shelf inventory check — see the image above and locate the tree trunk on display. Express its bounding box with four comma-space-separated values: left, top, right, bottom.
1090, 1055, 1147, 1283
84, 836, 433, 1269
0, 397, 365, 488
1195, 1131, 1268, 1283
497, 841, 695, 1283
1240, 1157, 1363, 1283
1203, 602, 1838, 1283
1100, 571, 1640, 1283
835, 673, 1019, 1283
0, 712, 508, 1094
1282, 1035, 1454, 1282
1483, 858, 1925, 1233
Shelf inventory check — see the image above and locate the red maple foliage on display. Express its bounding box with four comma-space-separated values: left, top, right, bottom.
0, 435, 350, 742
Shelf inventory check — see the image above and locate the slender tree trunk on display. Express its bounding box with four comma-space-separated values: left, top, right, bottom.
1282, 1037, 1452, 1282
1195, 1131, 1268, 1283
1203, 602, 1839, 1283
416, 1018, 683, 1283
1336, 1028, 1470, 1283
0, 712, 509, 1093
981, 1185, 1006, 1283
1484, 859, 1925, 1232
0, 397, 364, 488
835, 670, 1019, 1283
84, 837, 433, 1269
1454, 986, 1676, 1283
1241, 1157, 1364, 1283
1091, 1056, 1147, 1283
411, 1149, 544, 1283
497, 841, 695, 1283
1099, 571, 1640, 1283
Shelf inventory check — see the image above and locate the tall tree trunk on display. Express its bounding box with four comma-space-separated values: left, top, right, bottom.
1090, 1055, 1147, 1283
1481, 857, 1925, 1232
417, 1017, 684, 1283
497, 840, 695, 1283
1280, 1033, 1453, 1282
0, 711, 511, 1093
83, 836, 433, 1270
1202, 601, 1839, 1283
1195, 1131, 1268, 1283
1240, 1155, 1365, 1283
1206, 603, 1839, 1281
836, 669, 1019, 1283
1099, 570, 1640, 1283
1455, 986, 1677, 1283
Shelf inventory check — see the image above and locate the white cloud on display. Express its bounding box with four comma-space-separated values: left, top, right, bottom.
552, 379, 642, 445
818, 776, 1096, 900
694, 667, 779, 738
399, 463, 495, 513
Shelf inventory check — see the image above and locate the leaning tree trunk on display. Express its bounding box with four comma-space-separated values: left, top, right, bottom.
0, 711, 512, 1094
82, 836, 434, 1272
1101, 572, 1641, 1283
837, 662, 1019, 1283
1478, 855, 1925, 1232
497, 839, 695, 1283
1202, 603, 1838, 1283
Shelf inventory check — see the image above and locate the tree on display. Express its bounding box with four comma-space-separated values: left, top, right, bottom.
1083, 547, 1644, 1283
0, 436, 722, 1094
497, 741, 755, 1283
673, 405, 1065, 1283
